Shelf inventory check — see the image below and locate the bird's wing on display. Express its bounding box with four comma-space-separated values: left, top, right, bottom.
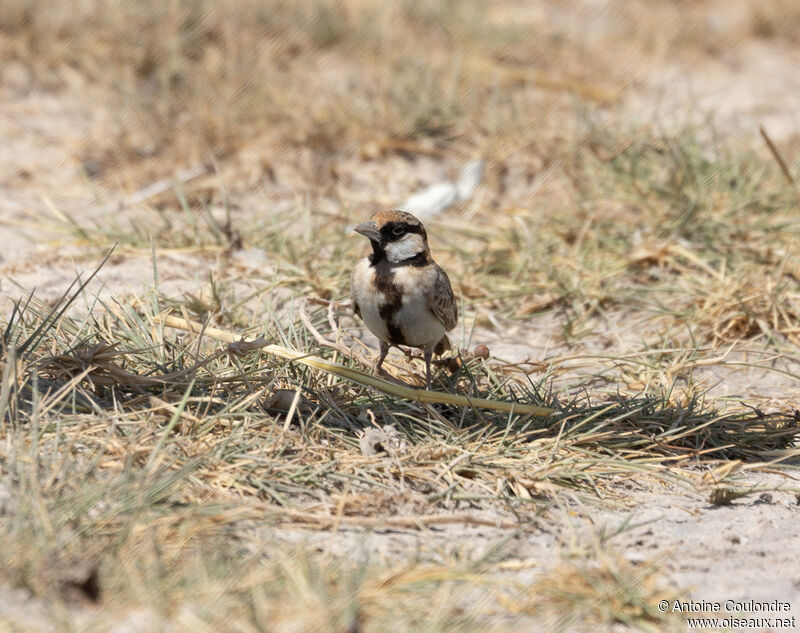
427, 264, 457, 331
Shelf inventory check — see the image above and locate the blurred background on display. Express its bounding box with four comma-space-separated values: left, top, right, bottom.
2, 0, 798, 210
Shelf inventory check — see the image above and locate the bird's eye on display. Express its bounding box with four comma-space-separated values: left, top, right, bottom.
392, 225, 405, 237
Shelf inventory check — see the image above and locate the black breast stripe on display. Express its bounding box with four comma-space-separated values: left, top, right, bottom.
374, 259, 407, 345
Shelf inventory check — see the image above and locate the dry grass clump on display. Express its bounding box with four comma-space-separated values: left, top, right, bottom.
1, 437, 498, 632
0, 0, 572, 170
749, 0, 800, 42
2, 411, 687, 633
687, 272, 800, 346
527, 548, 684, 632
1, 275, 705, 631
2, 261, 796, 528
539, 127, 800, 344
6, 275, 785, 630
3, 0, 800, 180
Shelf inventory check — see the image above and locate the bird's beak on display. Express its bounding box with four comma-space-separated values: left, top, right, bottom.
353, 220, 381, 242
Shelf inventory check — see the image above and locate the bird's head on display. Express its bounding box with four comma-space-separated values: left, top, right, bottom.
354, 210, 429, 264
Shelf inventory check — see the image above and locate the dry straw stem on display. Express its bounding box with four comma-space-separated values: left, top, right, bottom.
258, 505, 519, 530
160, 314, 555, 416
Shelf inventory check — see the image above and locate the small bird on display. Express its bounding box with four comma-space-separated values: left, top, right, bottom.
350, 210, 458, 388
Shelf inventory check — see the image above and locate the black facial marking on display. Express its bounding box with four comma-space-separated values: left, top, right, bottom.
379, 221, 426, 245
400, 252, 430, 267
368, 235, 430, 267
369, 240, 386, 264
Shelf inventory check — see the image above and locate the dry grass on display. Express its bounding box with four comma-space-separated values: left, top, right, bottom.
3, 0, 798, 171
2, 0, 562, 171
1, 243, 796, 629
2, 0, 800, 630
750, 0, 800, 42
528, 549, 684, 632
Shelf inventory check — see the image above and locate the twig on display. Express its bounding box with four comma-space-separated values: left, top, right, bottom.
298, 299, 372, 368
760, 125, 796, 186
159, 314, 555, 416
124, 164, 212, 206
282, 387, 303, 432
148, 395, 202, 425
265, 505, 520, 529
302, 296, 345, 334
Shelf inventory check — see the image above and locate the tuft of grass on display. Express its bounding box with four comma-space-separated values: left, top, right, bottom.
0, 0, 539, 168
750, 0, 800, 42
5, 277, 717, 630
527, 547, 684, 633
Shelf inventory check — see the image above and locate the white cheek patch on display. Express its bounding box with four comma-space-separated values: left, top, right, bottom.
385, 233, 425, 262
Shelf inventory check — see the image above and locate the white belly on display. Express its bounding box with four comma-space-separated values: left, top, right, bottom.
391, 281, 446, 347
351, 258, 445, 350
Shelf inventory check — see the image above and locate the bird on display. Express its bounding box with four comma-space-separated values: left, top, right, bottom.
350, 210, 458, 389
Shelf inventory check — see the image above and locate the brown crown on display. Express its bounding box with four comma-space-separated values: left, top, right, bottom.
369, 210, 424, 228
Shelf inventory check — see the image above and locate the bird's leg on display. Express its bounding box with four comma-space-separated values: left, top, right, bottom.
424, 349, 433, 389
375, 341, 390, 374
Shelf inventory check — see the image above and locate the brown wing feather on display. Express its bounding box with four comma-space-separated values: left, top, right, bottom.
427, 264, 457, 331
